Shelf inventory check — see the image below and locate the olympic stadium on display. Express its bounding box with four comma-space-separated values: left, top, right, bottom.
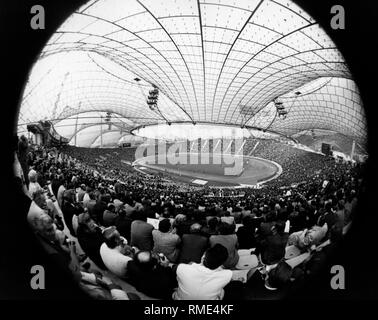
14, 0, 368, 300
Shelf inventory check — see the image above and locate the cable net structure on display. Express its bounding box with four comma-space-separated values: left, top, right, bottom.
18, 0, 366, 148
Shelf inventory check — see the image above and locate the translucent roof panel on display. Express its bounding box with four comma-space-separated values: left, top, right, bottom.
18, 0, 366, 146
268, 78, 366, 141
54, 111, 135, 144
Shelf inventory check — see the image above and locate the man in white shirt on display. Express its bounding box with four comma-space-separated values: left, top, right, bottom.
100, 227, 133, 279
173, 244, 232, 300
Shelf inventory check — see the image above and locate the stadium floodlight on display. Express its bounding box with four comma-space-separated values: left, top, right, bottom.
274, 98, 288, 119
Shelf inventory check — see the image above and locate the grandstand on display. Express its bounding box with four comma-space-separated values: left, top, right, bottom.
14, 0, 367, 301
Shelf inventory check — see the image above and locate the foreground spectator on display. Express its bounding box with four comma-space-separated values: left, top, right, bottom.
152, 218, 181, 263
127, 251, 177, 299
103, 203, 118, 227
61, 189, 82, 236
174, 244, 232, 300
130, 210, 154, 251
237, 215, 257, 249
77, 212, 106, 270
258, 221, 289, 266
179, 223, 208, 264
115, 208, 133, 242
202, 217, 219, 237
209, 222, 239, 269
28, 169, 42, 197
99, 227, 133, 278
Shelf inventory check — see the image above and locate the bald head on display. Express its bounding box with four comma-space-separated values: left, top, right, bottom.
137, 251, 152, 264
135, 251, 156, 270
190, 223, 202, 234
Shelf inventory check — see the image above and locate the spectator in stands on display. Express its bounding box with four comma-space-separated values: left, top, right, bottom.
115, 208, 133, 243
245, 260, 294, 299
28, 169, 42, 197
202, 217, 219, 237
174, 244, 232, 300
17, 135, 30, 185
99, 226, 133, 278
50, 175, 62, 199
76, 184, 86, 203
335, 201, 345, 228
82, 186, 93, 208
257, 221, 288, 266
103, 203, 118, 227
344, 192, 357, 225
152, 218, 181, 263
76, 212, 106, 270
27, 190, 52, 232
79, 272, 131, 300
220, 211, 235, 225
124, 196, 137, 217
265, 261, 293, 291
289, 206, 308, 233
114, 180, 124, 197
317, 202, 339, 237
56, 178, 66, 208
258, 211, 276, 238
288, 221, 328, 250
237, 215, 257, 249
179, 223, 208, 264
127, 251, 177, 299
173, 213, 191, 237
44, 188, 65, 229
298, 224, 343, 283
130, 210, 154, 251
230, 207, 243, 224
34, 214, 81, 281
61, 189, 82, 236
92, 193, 110, 225
209, 222, 239, 269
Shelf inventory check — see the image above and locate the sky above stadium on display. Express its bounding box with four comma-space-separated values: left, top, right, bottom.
18, 0, 366, 147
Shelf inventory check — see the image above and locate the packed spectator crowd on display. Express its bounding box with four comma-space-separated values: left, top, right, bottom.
244, 138, 343, 187
13, 135, 364, 300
